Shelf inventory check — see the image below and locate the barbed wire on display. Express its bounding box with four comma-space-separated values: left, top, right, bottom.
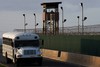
14, 24, 100, 35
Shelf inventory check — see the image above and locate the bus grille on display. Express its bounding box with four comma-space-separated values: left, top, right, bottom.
24, 50, 36, 55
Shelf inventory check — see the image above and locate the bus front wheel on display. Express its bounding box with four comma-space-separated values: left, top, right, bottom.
5, 52, 12, 64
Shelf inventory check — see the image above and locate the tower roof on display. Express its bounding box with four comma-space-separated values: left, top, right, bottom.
41, 2, 62, 8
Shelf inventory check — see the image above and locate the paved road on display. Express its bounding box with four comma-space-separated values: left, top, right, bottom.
0, 48, 85, 67
1, 58, 85, 67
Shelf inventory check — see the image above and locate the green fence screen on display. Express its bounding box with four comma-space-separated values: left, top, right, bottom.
39, 34, 100, 56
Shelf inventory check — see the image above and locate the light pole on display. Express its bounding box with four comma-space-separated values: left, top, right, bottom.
61, 6, 66, 33
81, 3, 87, 35
81, 3, 84, 35
83, 17, 87, 34
34, 13, 39, 33
23, 14, 27, 32
63, 19, 67, 33
34, 13, 36, 33
61, 6, 64, 33
77, 16, 80, 34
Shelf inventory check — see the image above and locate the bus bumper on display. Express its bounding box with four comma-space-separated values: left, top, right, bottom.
16, 57, 43, 65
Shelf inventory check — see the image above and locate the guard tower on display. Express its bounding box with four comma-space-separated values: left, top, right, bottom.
41, 2, 62, 34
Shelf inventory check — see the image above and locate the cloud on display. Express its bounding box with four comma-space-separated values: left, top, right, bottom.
0, 11, 23, 31
0, 0, 100, 32
84, 7, 100, 25
0, 0, 41, 11
63, 3, 79, 13
0, 10, 43, 32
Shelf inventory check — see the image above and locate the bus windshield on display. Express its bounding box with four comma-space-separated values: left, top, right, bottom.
15, 40, 39, 48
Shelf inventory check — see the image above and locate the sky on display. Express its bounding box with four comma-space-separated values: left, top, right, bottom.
0, 0, 100, 33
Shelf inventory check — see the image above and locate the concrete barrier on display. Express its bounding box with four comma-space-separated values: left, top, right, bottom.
42, 49, 58, 60
42, 49, 100, 67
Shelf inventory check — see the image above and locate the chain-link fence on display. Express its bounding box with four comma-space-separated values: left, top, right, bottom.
62, 25, 100, 35
14, 24, 100, 35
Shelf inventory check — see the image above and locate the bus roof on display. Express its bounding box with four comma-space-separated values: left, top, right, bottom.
3, 32, 39, 40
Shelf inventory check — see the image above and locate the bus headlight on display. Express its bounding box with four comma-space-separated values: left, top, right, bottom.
38, 54, 42, 56
17, 55, 22, 57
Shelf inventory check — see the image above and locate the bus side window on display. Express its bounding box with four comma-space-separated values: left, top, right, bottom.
11, 42, 13, 47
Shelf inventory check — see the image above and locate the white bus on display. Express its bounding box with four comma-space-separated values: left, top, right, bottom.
2, 32, 43, 66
